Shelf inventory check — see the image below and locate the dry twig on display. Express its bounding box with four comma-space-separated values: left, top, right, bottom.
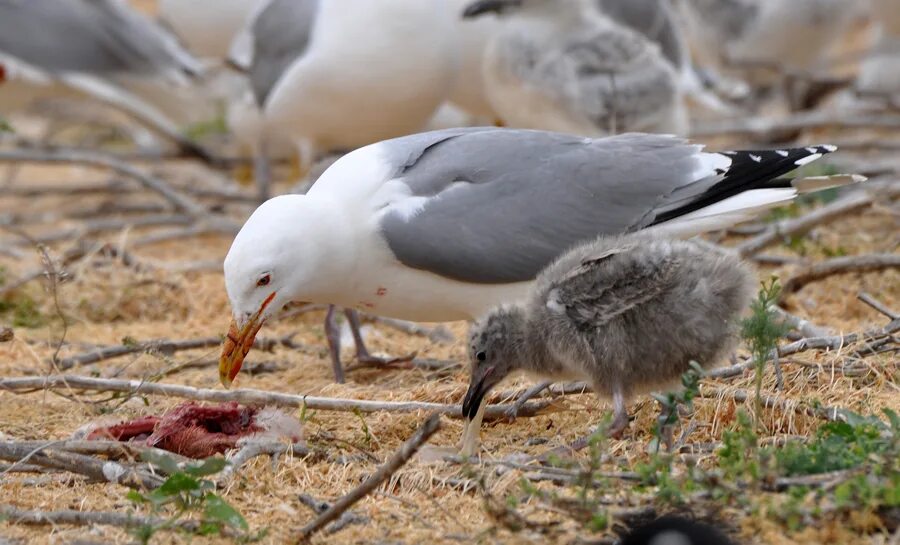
0, 375, 552, 419
0, 441, 162, 489
780, 254, 900, 297
735, 190, 882, 258
296, 413, 441, 542
0, 148, 211, 218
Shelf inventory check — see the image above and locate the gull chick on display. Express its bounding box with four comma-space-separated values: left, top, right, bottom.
464, 0, 687, 135
462, 233, 754, 452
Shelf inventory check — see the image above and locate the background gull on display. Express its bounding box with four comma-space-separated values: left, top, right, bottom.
855, 0, 900, 108
0, 0, 207, 158
223, 0, 459, 198
158, 0, 267, 60
225, 0, 320, 200
256, 0, 459, 173
679, 0, 860, 90
596, 0, 734, 115
217, 126, 862, 387
463, 0, 688, 136
446, 0, 502, 123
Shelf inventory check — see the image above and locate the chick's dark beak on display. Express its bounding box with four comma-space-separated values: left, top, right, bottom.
462, 0, 522, 18
462, 365, 495, 419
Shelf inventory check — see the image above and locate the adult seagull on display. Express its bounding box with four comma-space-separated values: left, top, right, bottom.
219, 127, 862, 387
0, 0, 208, 159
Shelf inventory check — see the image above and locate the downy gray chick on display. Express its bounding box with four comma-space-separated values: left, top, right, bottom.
461, 233, 754, 450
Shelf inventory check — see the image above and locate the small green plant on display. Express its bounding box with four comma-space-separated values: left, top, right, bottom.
183, 113, 228, 140
718, 410, 762, 482
740, 278, 789, 424
0, 117, 13, 133
775, 420, 888, 476
127, 452, 260, 544
352, 407, 372, 447
650, 361, 704, 452
0, 293, 46, 328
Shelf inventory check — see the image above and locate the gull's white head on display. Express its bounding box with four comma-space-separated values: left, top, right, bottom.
219, 194, 341, 387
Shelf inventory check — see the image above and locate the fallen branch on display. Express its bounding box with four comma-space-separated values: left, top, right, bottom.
857, 291, 900, 320
770, 306, 833, 338
0, 441, 162, 489
58, 337, 223, 370
700, 386, 843, 422
217, 440, 310, 484
0, 375, 552, 420
57, 333, 316, 370
780, 254, 900, 297
0, 505, 184, 531
777, 318, 900, 357
690, 110, 900, 139
0, 148, 210, 218
8, 440, 191, 468
296, 413, 441, 542
736, 189, 882, 258
297, 493, 369, 535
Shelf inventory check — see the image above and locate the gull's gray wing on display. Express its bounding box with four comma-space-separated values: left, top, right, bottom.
0, 0, 201, 80
596, 0, 687, 68
379, 129, 700, 284
248, 0, 319, 107
378, 128, 834, 284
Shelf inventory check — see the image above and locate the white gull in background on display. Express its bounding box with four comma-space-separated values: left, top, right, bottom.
255, 0, 459, 170
446, 0, 502, 123
0, 0, 207, 158
226, 0, 319, 200
855, 0, 900, 107
463, 0, 688, 136
217, 126, 863, 387
226, 0, 459, 197
158, 0, 267, 60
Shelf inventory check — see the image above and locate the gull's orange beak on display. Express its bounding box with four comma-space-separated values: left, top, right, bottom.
219, 292, 276, 388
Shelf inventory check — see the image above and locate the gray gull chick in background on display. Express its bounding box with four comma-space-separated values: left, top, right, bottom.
460, 233, 754, 454
217, 126, 862, 388
463, 0, 688, 135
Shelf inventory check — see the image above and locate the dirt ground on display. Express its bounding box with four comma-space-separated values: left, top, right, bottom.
0, 2, 898, 544
0, 122, 897, 545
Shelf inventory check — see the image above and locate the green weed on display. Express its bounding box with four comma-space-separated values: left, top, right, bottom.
127, 451, 262, 544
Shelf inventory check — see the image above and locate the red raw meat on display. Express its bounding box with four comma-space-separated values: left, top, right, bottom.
84, 401, 301, 459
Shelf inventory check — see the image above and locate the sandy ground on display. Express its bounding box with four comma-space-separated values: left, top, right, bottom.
0, 2, 898, 544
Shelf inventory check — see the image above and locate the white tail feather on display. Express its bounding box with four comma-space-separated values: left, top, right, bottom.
647, 188, 798, 238
792, 174, 867, 193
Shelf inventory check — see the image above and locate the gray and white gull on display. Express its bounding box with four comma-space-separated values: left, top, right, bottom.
217, 127, 863, 387
0, 0, 206, 156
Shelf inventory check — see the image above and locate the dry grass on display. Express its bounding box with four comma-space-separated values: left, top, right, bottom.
0, 6, 898, 539
0, 145, 897, 545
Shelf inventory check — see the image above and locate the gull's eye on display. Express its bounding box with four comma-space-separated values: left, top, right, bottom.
476, 351, 486, 362
256, 274, 271, 287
